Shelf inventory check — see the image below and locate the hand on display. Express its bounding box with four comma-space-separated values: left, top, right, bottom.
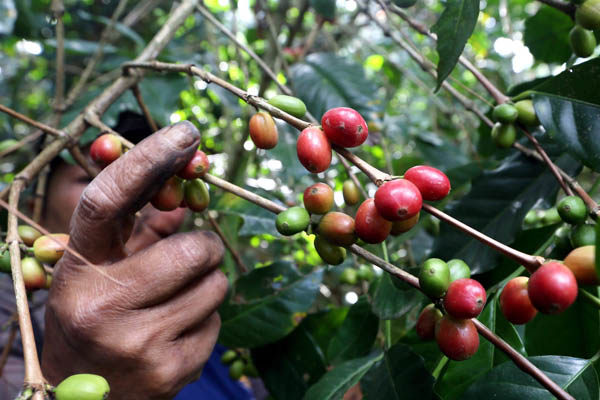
41, 122, 228, 399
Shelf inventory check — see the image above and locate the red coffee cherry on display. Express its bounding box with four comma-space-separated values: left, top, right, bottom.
249, 111, 278, 149
390, 212, 420, 235
528, 262, 578, 314
177, 150, 210, 179
355, 199, 392, 244
297, 127, 332, 173
90, 134, 123, 167
303, 183, 334, 214
151, 176, 185, 211
416, 304, 443, 340
404, 165, 451, 201
318, 211, 356, 247
435, 315, 479, 361
374, 179, 422, 221
21, 257, 46, 291
443, 278, 487, 319
321, 107, 368, 148
499, 277, 538, 325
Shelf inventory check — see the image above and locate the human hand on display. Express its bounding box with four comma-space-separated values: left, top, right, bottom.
41, 122, 227, 399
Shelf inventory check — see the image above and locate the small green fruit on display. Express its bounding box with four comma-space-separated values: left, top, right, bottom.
542, 207, 562, 225
0, 250, 10, 274
243, 362, 259, 377
18, 225, 42, 247
268, 95, 307, 119
314, 235, 346, 265
229, 360, 245, 380
392, 0, 418, 7
342, 180, 361, 206
491, 123, 517, 148
524, 209, 539, 225
570, 224, 596, 247
515, 100, 540, 126
357, 265, 375, 282
184, 179, 210, 212
33, 233, 69, 264
553, 226, 573, 255
576, 0, 600, 30
54, 374, 110, 400
340, 268, 358, 285
492, 104, 519, 124
557, 196, 587, 224
419, 258, 450, 298
447, 259, 471, 282
21, 257, 46, 290
221, 350, 238, 365
569, 25, 597, 57
276, 207, 310, 236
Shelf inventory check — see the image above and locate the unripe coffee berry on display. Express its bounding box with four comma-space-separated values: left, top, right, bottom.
557, 195, 587, 224
297, 127, 332, 173
177, 150, 210, 179
184, 179, 210, 212
528, 262, 578, 314
0, 250, 10, 274
90, 133, 122, 167
268, 95, 307, 118
419, 258, 450, 298
249, 111, 278, 149
321, 107, 368, 148
340, 267, 358, 285
569, 25, 597, 58
221, 350, 238, 365
447, 259, 471, 282
342, 180, 361, 205
33, 233, 69, 264
416, 304, 443, 340
276, 207, 310, 236
515, 100, 540, 126
229, 360, 245, 380
355, 199, 392, 244
404, 165, 451, 201
576, 0, 600, 30
491, 123, 516, 148
55, 373, 110, 400
374, 179, 422, 221
314, 235, 346, 265
499, 277, 538, 325
318, 211, 356, 247
570, 224, 595, 248
443, 278, 486, 319
492, 103, 519, 124
435, 315, 479, 361
304, 183, 334, 214
21, 257, 46, 291
18, 225, 42, 246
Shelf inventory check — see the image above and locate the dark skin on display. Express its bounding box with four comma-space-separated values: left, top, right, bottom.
40, 122, 228, 399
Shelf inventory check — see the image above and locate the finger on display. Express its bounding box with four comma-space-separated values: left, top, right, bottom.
69, 121, 200, 263
111, 230, 225, 308
176, 313, 222, 380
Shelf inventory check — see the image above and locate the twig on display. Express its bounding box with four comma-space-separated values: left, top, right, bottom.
207, 213, 249, 274
68, 145, 99, 178
0, 131, 44, 159
202, 174, 284, 214
537, 0, 576, 18
32, 167, 49, 224
131, 84, 159, 132
0, 105, 67, 139
50, 0, 66, 115
298, 17, 324, 59
284, 0, 309, 48
84, 111, 134, 149
0, 312, 18, 378
339, 157, 368, 199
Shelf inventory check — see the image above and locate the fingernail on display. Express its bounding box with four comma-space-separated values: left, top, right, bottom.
164, 121, 200, 149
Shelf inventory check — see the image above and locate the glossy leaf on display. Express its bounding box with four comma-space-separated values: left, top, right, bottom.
212, 192, 279, 237
523, 7, 572, 64
370, 273, 423, 320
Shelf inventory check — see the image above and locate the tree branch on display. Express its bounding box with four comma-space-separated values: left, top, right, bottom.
131, 84, 159, 132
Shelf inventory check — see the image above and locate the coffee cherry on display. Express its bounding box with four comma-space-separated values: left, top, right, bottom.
177, 150, 210, 179
21, 257, 46, 291
221, 350, 238, 365
354, 199, 392, 244
243, 361, 259, 378
570, 224, 596, 247
528, 262, 578, 314
404, 165, 451, 201
515, 100, 540, 126
33, 233, 69, 264
357, 265, 375, 282
44, 273, 53, 289
491, 123, 516, 148
435, 315, 479, 361
303, 183, 334, 214
576, 0, 600, 30
524, 209, 539, 226
318, 211, 356, 247
444, 278, 486, 319
55, 374, 110, 400
229, 360, 245, 380
18, 225, 42, 247
90, 134, 122, 167
541, 207, 562, 225
554, 226, 574, 255
570, 25, 597, 58
493, 103, 519, 124
392, 0, 418, 7
297, 127, 332, 173
374, 179, 422, 221
314, 235, 346, 265
184, 179, 210, 212
563, 245, 599, 285
390, 212, 420, 235
268, 95, 307, 118
416, 304, 443, 340
447, 259, 471, 282
342, 180, 361, 205
499, 277, 538, 325
557, 195, 587, 224
151, 176, 184, 212
419, 258, 450, 298
276, 206, 310, 236
321, 107, 368, 148
249, 111, 278, 149
340, 267, 358, 285
0, 250, 10, 273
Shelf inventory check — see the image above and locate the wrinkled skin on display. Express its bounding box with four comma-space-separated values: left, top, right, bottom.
41, 122, 228, 399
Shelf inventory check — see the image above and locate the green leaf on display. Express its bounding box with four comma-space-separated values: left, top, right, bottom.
462, 356, 599, 399
534, 94, 600, 172
370, 273, 424, 320
212, 192, 279, 237
431, 0, 480, 90
219, 261, 323, 348
327, 296, 379, 365
77, 10, 145, 48
523, 7, 573, 64
302, 352, 382, 400
290, 52, 382, 119
310, 0, 336, 20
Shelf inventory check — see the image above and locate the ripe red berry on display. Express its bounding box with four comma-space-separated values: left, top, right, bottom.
321, 107, 368, 148
443, 278, 487, 319
499, 277, 538, 325
435, 315, 479, 361
404, 165, 451, 201
374, 179, 422, 221
528, 262, 578, 314
90, 134, 123, 167
297, 127, 332, 173
151, 176, 184, 211
177, 150, 210, 179
303, 183, 334, 214
249, 111, 278, 149
354, 199, 392, 244
318, 211, 356, 247
416, 304, 443, 340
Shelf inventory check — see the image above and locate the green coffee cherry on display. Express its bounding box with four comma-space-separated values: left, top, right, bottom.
221, 350, 238, 365
541, 207, 562, 225
229, 360, 245, 380
357, 265, 375, 282
276, 207, 310, 236
570, 224, 596, 247
33, 233, 69, 264
184, 179, 210, 212
447, 259, 471, 282
268, 95, 307, 119
0, 250, 10, 274
491, 123, 517, 148
557, 196, 587, 224
18, 226, 42, 247
524, 209, 539, 226
54, 374, 110, 400
243, 361, 259, 378
340, 268, 358, 285
314, 235, 346, 265
553, 226, 573, 255
392, 0, 418, 7
419, 258, 450, 298
569, 25, 597, 58
515, 100, 540, 126
492, 104, 519, 124
576, 0, 600, 30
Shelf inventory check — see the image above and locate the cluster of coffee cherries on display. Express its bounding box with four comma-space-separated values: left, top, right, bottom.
570, 0, 600, 58
220, 349, 259, 381
490, 100, 540, 148
0, 225, 68, 291
416, 258, 485, 361
90, 134, 211, 213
